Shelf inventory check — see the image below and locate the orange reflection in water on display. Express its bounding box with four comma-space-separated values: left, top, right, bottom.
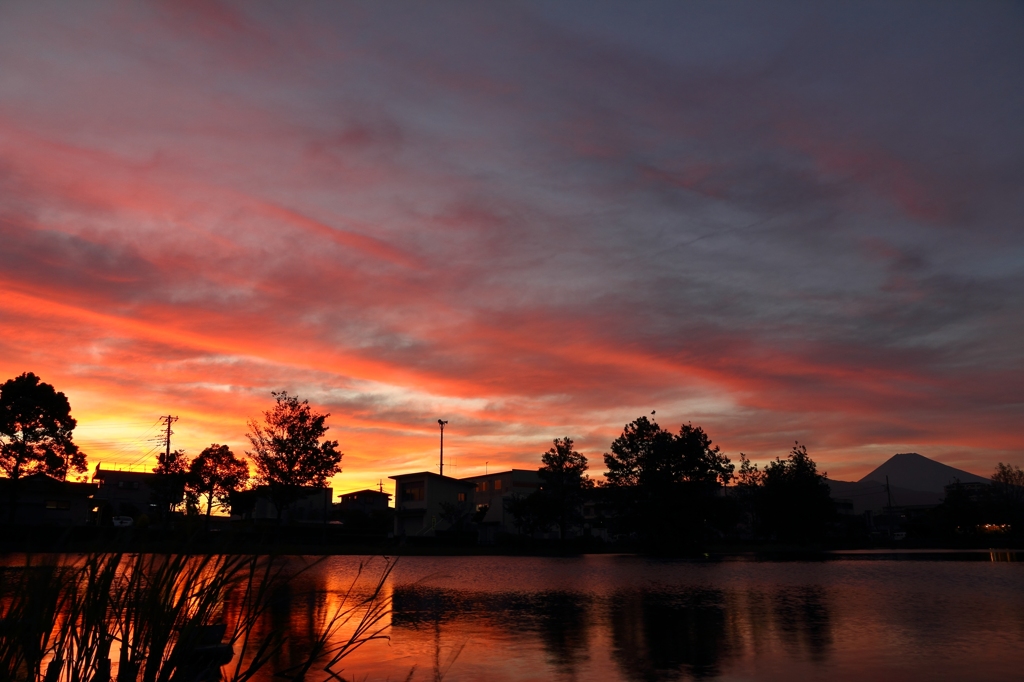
239, 554, 1024, 682
2, 553, 1022, 681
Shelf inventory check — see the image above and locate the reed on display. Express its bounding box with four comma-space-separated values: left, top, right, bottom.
0, 553, 397, 682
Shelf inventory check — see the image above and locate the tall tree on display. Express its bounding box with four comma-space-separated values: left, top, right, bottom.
0, 372, 87, 521
755, 442, 834, 542
246, 391, 343, 520
538, 437, 594, 541
188, 444, 249, 529
602, 416, 733, 549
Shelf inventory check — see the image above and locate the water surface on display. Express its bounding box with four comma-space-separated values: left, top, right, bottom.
267, 553, 1024, 681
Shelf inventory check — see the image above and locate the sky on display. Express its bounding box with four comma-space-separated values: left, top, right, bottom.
1, 1, 1022, 493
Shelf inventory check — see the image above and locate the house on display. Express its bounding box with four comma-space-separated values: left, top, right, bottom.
389, 469, 545, 541
461, 469, 543, 541
338, 489, 392, 513
93, 467, 180, 523
336, 488, 393, 535
390, 472, 476, 537
230, 485, 333, 522
0, 473, 97, 526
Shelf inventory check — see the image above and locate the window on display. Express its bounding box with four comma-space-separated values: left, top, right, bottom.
401, 481, 425, 502
494, 479, 502, 490
479, 481, 489, 491
45, 500, 71, 510
457, 493, 466, 502
117, 481, 140, 490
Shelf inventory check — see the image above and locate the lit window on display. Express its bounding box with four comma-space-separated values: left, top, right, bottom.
457, 493, 466, 502
494, 479, 502, 490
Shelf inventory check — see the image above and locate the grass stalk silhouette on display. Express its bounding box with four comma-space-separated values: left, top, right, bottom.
0, 553, 398, 682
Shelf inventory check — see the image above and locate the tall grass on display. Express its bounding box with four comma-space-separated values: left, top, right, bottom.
0, 553, 396, 682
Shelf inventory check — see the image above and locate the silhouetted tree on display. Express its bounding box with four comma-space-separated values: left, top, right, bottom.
733, 453, 764, 535
990, 463, 1024, 538
153, 448, 189, 476
151, 448, 189, 516
754, 443, 834, 543
603, 416, 668, 491
246, 391, 343, 521
933, 478, 990, 538
0, 372, 86, 521
438, 499, 472, 536
187, 444, 249, 529
504, 493, 544, 537
602, 417, 733, 549
992, 463, 1024, 507
538, 437, 594, 541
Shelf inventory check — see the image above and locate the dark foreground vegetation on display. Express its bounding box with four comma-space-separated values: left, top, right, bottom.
0, 552, 395, 682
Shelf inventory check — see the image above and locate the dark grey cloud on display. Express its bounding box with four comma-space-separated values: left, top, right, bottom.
0, 0, 1021, 477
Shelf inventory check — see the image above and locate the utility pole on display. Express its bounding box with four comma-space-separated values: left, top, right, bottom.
159, 415, 178, 469
437, 419, 448, 477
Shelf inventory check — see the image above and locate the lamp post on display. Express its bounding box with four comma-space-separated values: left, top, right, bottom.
438, 419, 448, 477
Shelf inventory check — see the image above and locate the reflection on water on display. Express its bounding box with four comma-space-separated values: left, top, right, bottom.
608, 588, 734, 680
4, 553, 1021, 681
246, 553, 1023, 682
391, 588, 596, 676
387, 583, 835, 681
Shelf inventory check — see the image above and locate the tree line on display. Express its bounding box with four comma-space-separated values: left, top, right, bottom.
4, 371, 1023, 544
0, 373, 342, 524
502, 414, 837, 549
153, 391, 344, 523
509, 414, 1024, 548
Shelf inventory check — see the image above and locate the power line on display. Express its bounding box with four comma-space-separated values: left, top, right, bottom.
79, 418, 168, 470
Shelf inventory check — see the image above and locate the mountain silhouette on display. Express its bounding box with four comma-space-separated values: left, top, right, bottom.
825, 453, 990, 513
858, 452, 989, 494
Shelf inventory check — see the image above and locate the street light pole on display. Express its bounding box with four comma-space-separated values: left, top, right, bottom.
438, 419, 448, 477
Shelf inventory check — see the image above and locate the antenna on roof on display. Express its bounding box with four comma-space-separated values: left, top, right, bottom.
378, 479, 383, 493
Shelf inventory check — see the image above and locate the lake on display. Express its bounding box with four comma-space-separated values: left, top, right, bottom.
252, 551, 1024, 681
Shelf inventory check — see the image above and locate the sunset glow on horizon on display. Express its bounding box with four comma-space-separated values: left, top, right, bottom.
1, 2, 1022, 494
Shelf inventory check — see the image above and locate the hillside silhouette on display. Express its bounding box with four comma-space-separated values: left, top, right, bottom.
859, 453, 988, 493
